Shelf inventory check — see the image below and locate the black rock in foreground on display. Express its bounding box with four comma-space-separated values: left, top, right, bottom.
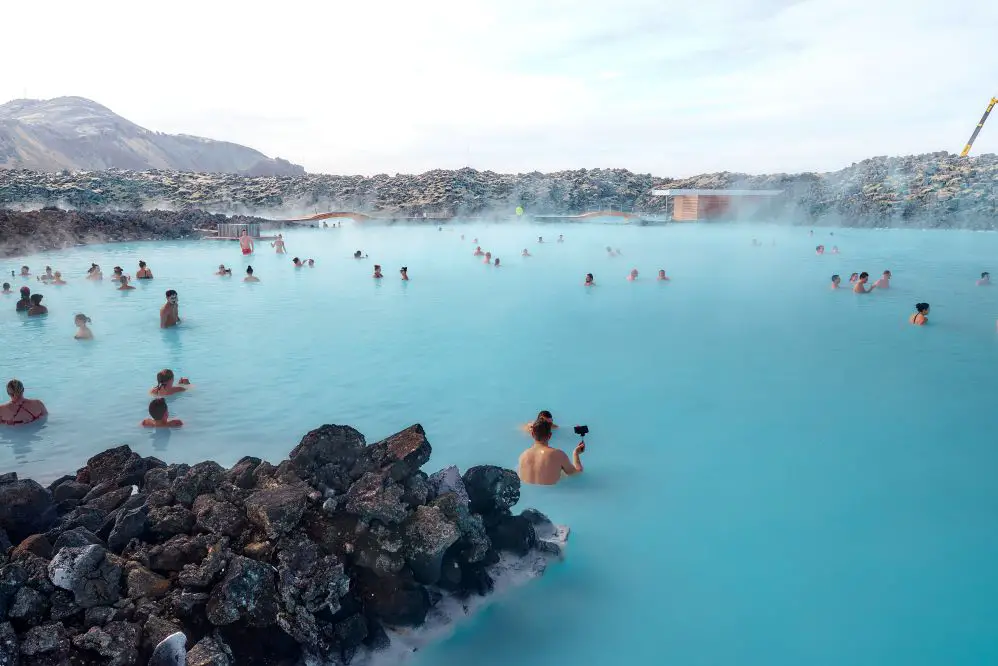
0, 423, 566, 666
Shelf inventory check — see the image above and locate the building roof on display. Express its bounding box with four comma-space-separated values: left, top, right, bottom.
650, 189, 784, 196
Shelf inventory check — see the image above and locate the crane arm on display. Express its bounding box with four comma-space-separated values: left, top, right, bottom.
960, 97, 998, 157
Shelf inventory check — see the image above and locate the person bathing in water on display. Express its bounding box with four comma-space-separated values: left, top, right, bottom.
87, 264, 103, 280
978, 272, 990, 286
585, 273, 595, 286
1, 283, 10, 294
831, 274, 841, 289
141, 398, 183, 428
628, 268, 639, 281
27, 294, 47, 316
483, 252, 492, 264
474, 246, 485, 256
239, 229, 254, 255
15, 286, 30, 312
136, 261, 153, 279
373, 265, 384, 279
517, 418, 584, 486
910, 303, 929, 325
244, 266, 260, 282
522, 248, 531, 257
816, 245, 825, 255
118, 274, 135, 291
873, 270, 891, 289
494, 257, 501, 267
74, 314, 93, 339
39, 266, 54, 282
849, 273, 859, 284
52, 271, 66, 285
853, 272, 877, 293
658, 269, 669, 281
307, 259, 315, 268
111, 266, 124, 282
151, 369, 191, 396
216, 264, 232, 276
272, 234, 287, 254
400, 267, 409, 281
160, 290, 181, 328
0, 379, 48, 426
292, 257, 304, 268
353, 250, 367, 259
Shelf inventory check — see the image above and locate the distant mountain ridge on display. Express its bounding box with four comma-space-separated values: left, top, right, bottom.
0, 96, 304, 176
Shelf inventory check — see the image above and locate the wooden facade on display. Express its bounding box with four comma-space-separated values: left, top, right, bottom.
653, 189, 784, 222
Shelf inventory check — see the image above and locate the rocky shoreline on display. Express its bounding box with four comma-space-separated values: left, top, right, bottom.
0, 423, 565, 665
0, 209, 272, 258
2, 151, 998, 227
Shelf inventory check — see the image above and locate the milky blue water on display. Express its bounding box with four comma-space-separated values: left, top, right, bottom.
3, 221, 998, 665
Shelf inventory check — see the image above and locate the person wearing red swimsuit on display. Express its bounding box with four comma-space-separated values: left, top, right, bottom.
0, 379, 47, 426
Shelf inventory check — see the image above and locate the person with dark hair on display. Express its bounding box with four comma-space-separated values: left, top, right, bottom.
585, 273, 594, 286
523, 410, 559, 433
658, 269, 670, 281
1, 282, 11, 294
522, 248, 531, 257
136, 261, 153, 279
400, 267, 409, 281
853, 272, 877, 294
27, 294, 47, 316
831, 274, 841, 289
150, 369, 191, 396
978, 272, 990, 286
161, 290, 180, 328
292, 257, 304, 268
373, 265, 383, 279
517, 417, 584, 485
483, 252, 492, 265
87, 263, 103, 280
15, 286, 30, 312
910, 303, 930, 326
816, 245, 825, 255
0, 379, 47, 426
244, 266, 259, 282
494, 257, 501, 267
141, 398, 183, 428
111, 266, 124, 282
39, 266, 54, 282
74, 314, 93, 340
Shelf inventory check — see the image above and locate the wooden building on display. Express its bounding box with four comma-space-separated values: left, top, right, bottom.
650, 189, 784, 221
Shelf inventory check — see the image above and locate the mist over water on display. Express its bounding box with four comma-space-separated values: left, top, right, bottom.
3, 221, 998, 665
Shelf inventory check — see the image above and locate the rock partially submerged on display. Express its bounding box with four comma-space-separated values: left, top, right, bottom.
0, 423, 566, 665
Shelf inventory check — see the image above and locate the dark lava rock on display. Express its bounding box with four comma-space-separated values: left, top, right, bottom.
0, 562, 24, 617
275, 540, 349, 615
171, 462, 225, 507
333, 613, 368, 649
244, 486, 307, 539
226, 456, 261, 490
305, 512, 359, 559
9, 586, 48, 625
84, 606, 117, 628
80, 480, 116, 504
192, 497, 245, 538
355, 570, 430, 627
487, 514, 537, 556
0, 622, 17, 665
186, 634, 233, 666
12, 535, 52, 560
289, 424, 366, 492
462, 466, 521, 516
402, 505, 460, 585
145, 490, 174, 508
206, 556, 278, 627
0, 480, 55, 544
143, 468, 171, 493
86, 486, 132, 513
86, 446, 145, 487
354, 424, 432, 482
147, 506, 195, 542
107, 507, 148, 553
125, 565, 170, 599
18, 622, 68, 657
0, 529, 10, 554
148, 534, 210, 573
72, 620, 140, 666
48, 590, 80, 622
47, 545, 121, 608
141, 615, 181, 653
52, 527, 104, 552
344, 472, 408, 524
431, 492, 490, 563
0, 474, 15, 485
177, 541, 227, 589
52, 481, 90, 504
58, 506, 106, 534
402, 472, 431, 507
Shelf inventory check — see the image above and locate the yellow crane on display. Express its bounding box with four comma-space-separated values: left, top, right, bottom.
960, 97, 998, 157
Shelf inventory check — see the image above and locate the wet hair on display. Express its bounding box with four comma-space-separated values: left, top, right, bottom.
6, 379, 24, 397
30, 294, 42, 305
494, 258, 500, 265
354, 250, 362, 258
156, 369, 174, 388
915, 303, 930, 313
586, 273, 594, 281
2, 283, 9, 290
113, 266, 123, 274
374, 265, 381, 270
530, 418, 553, 441
75, 313, 90, 324
883, 270, 891, 276
246, 266, 254, 274
983, 272, 990, 279
139, 261, 147, 268
165, 289, 177, 299
537, 410, 553, 420
859, 272, 869, 279
148, 398, 168, 421
831, 274, 840, 281
292, 257, 300, 263
400, 266, 407, 272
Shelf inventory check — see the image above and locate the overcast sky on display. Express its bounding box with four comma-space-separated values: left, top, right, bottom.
3, 0, 996, 176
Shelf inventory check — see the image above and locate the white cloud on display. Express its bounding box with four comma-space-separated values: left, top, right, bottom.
2, 0, 995, 175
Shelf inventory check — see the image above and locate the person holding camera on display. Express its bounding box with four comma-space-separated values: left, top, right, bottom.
517, 419, 585, 486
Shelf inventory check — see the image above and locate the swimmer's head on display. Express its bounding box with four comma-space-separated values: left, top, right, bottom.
832, 274, 841, 284
75, 313, 90, 326
485, 252, 492, 259
307, 259, 314, 266
374, 264, 381, 271
156, 369, 174, 388
119, 274, 129, 285
400, 266, 407, 274
45, 266, 52, 273
983, 272, 990, 279
139, 260, 147, 268
278, 234, 283, 239
30, 294, 42, 305
218, 264, 226, 271
850, 273, 858, 280
530, 418, 553, 443
859, 272, 869, 281
54, 271, 61, 278
494, 258, 500, 266
165, 289, 178, 303
915, 303, 930, 314
537, 410, 553, 422
630, 268, 639, 278
585, 273, 594, 284
658, 269, 666, 278
19, 286, 29, 296
113, 266, 123, 275
1, 283, 9, 291
883, 270, 891, 277
149, 397, 168, 420
19, 266, 29, 274
246, 266, 254, 275
7, 379, 25, 398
